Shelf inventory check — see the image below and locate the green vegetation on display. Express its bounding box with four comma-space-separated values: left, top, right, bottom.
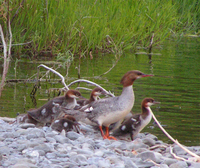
0, 0, 200, 58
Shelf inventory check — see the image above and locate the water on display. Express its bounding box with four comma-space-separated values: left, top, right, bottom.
0, 37, 200, 146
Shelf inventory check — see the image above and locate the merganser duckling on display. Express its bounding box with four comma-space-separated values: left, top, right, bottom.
84, 70, 153, 140
77, 87, 107, 107
113, 98, 160, 140
51, 115, 80, 133
27, 89, 82, 125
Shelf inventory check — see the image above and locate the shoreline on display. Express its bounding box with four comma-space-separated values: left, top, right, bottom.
0, 119, 200, 168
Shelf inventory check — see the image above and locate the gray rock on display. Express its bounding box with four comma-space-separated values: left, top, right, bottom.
0, 146, 12, 155
173, 145, 187, 155
136, 151, 163, 163
162, 157, 178, 166
26, 128, 45, 139
46, 152, 57, 159
11, 163, 37, 168
189, 162, 200, 168
169, 161, 188, 168
142, 137, 156, 147
152, 164, 169, 168
33, 143, 53, 153
66, 131, 82, 140
46, 137, 56, 143
54, 135, 71, 144
19, 123, 36, 129
70, 154, 88, 166
2, 132, 15, 138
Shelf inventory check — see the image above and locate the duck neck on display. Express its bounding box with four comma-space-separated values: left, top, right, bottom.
64, 98, 77, 109
120, 85, 134, 102
89, 94, 96, 102
141, 106, 152, 119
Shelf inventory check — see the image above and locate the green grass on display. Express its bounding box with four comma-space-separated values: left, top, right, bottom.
0, 0, 200, 58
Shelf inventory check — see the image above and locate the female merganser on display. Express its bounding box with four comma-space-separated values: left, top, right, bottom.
113, 98, 160, 140
77, 87, 107, 107
27, 89, 82, 125
84, 70, 153, 140
51, 115, 80, 133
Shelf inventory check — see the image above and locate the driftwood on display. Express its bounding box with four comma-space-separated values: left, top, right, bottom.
150, 109, 200, 162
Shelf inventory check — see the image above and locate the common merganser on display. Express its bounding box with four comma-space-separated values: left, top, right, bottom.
27, 89, 82, 125
51, 115, 80, 133
77, 87, 107, 107
113, 98, 160, 140
84, 70, 153, 140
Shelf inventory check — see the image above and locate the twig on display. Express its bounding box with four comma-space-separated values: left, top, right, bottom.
75, 87, 92, 91
150, 108, 200, 162
68, 79, 115, 97
169, 146, 187, 161
37, 64, 69, 91
149, 144, 168, 150
0, 41, 32, 47
145, 159, 160, 166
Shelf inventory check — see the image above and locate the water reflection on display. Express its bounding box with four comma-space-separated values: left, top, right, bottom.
0, 37, 200, 146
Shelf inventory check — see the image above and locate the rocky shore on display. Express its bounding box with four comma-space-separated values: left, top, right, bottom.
0, 119, 200, 168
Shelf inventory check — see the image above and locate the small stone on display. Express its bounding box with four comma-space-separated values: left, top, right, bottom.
19, 123, 36, 129
162, 157, 178, 166
136, 151, 163, 163
169, 161, 188, 168
70, 154, 88, 166
173, 145, 187, 155
54, 135, 71, 144
66, 131, 81, 140
151, 164, 169, 168
46, 152, 56, 159
142, 137, 156, 147
33, 143, 53, 153
0, 146, 12, 155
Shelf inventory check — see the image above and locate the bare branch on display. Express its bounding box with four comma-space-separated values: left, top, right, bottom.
37, 64, 69, 91
150, 108, 200, 162
68, 79, 115, 97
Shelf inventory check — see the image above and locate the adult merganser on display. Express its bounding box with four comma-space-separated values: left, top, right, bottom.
77, 87, 107, 107
27, 89, 82, 125
113, 98, 160, 140
84, 70, 153, 140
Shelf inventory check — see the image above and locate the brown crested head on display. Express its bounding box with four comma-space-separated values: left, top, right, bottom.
65, 89, 82, 99
142, 98, 160, 107
120, 70, 154, 87
92, 87, 107, 96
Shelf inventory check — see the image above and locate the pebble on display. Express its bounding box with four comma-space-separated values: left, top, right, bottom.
0, 119, 199, 168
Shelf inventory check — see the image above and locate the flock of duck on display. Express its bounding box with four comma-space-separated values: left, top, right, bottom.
16, 70, 160, 141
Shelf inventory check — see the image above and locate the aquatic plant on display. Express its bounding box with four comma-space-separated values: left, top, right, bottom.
0, 0, 200, 57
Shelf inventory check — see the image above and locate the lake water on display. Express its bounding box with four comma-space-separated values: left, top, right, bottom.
0, 37, 200, 146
